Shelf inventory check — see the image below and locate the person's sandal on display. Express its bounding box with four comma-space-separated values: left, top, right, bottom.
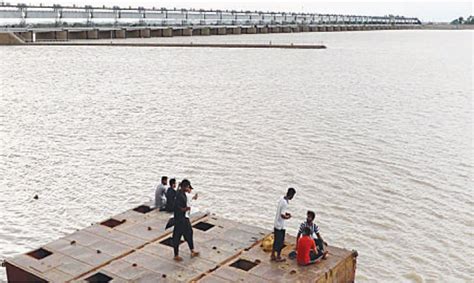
275, 257, 286, 262
191, 251, 200, 258
174, 256, 183, 262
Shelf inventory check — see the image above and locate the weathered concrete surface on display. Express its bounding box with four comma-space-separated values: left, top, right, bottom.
55, 30, 68, 41
140, 29, 151, 38
172, 28, 183, 36
35, 31, 56, 41
15, 31, 33, 42
182, 28, 193, 36
198, 27, 210, 36
0, 32, 25, 45
115, 29, 126, 38
257, 27, 268, 34
67, 30, 87, 40
227, 27, 241, 35
126, 29, 140, 38
162, 28, 173, 37
150, 28, 163, 37
270, 26, 280, 33
98, 30, 114, 39
243, 27, 257, 34
5, 204, 356, 282
87, 30, 98, 39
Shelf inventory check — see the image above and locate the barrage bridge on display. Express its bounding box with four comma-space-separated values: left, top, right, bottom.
0, 3, 421, 43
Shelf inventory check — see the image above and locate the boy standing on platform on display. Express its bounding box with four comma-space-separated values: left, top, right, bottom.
271, 187, 296, 262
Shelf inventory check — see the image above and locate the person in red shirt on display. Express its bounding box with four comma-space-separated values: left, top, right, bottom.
297, 227, 322, 265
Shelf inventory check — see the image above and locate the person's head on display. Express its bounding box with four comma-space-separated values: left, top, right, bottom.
169, 178, 176, 189
180, 179, 192, 193
306, 210, 315, 223
286, 188, 296, 200
161, 176, 168, 185
303, 226, 311, 236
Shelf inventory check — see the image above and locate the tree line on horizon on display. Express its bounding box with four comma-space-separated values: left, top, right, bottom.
451, 16, 474, 25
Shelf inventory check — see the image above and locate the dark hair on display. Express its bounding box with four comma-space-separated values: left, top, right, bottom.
169, 178, 176, 186
307, 210, 315, 220
161, 176, 168, 182
181, 179, 191, 189
303, 226, 311, 236
287, 188, 296, 197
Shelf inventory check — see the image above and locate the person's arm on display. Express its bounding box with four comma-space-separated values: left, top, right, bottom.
281, 213, 291, 219
316, 232, 328, 246
177, 195, 190, 212
296, 223, 304, 247
280, 201, 291, 219
311, 239, 317, 253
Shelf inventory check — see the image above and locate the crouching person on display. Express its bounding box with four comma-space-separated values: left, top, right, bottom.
297, 227, 322, 266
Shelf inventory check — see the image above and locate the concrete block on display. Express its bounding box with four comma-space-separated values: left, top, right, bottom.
199, 27, 211, 36
115, 29, 126, 38
98, 30, 113, 39
140, 29, 150, 38
182, 28, 192, 36
243, 27, 257, 34
162, 28, 173, 37
55, 31, 68, 41
68, 30, 87, 40
150, 29, 162, 37
257, 27, 268, 34
35, 31, 56, 41
87, 30, 98, 39
227, 27, 241, 34
300, 25, 310, 32
17, 31, 33, 42
126, 30, 140, 38
172, 28, 183, 36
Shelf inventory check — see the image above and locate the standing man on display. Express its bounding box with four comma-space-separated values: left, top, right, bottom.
155, 176, 168, 211
165, 178, 177, 212
173, 179, 199, 262
296, 210, 328, 259
271, 187, 296, 262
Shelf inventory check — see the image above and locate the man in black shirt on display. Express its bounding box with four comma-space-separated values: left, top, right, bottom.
173, 179, 199, 261
165, 178, 177, 212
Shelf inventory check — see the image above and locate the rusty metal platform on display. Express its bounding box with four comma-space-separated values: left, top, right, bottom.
4, 204, 357, 282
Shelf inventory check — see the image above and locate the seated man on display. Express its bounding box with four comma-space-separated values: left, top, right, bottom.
297, 227, 321, 266
155, 176, 168, 211
296, 210, 328, 259
165, 178, 177, 212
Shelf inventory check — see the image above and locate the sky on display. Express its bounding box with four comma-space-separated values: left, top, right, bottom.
5, 1, 473, 22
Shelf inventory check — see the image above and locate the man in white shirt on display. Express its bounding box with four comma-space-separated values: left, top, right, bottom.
155, 176, 168, 210
271, 187, 296, 262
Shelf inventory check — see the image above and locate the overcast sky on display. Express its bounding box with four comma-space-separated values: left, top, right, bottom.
12, 1, 473, 22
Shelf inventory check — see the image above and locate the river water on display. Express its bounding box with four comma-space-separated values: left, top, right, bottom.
0, 30, 472, 282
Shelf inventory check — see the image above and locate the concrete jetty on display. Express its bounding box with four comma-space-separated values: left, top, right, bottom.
4, 204, 357, 282
20, 42, 327, 49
